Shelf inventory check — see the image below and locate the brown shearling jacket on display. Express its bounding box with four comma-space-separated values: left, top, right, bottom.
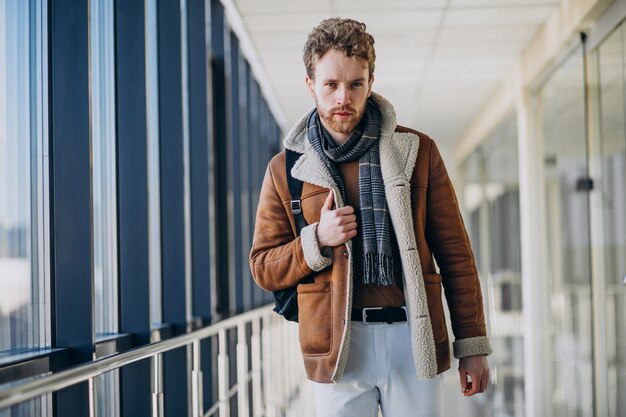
249, 92, 492, 383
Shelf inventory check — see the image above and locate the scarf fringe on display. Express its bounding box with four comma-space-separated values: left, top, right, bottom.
363, 253, 396, 286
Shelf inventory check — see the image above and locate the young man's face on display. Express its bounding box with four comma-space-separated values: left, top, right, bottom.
306, 48, 374, 139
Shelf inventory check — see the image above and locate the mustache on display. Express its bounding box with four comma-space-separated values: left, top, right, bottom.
332, 107, 356, 114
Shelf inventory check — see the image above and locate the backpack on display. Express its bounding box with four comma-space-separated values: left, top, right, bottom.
272, 149, 313, 322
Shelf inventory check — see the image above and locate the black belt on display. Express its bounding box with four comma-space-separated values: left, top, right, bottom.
351, 307, 407, 324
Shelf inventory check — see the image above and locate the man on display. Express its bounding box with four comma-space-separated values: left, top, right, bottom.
249, 18, 491, 417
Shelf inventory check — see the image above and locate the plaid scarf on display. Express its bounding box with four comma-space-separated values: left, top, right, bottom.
306, 99, 396, 287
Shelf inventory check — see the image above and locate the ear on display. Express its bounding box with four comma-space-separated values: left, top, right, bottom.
305, 75, 315, 98
367, 73, 375, 97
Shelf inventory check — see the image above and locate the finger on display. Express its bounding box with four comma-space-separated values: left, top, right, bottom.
482, 370, 490, 392
341, 228, 358, 241
343, 221, 358, 231
339, 214, 357, 225
464, 373, 479, 396
337, 225, 358, 238
347, 229, 358, 239
464, 381, 473, 396
322, 189, 334, 211
335, 205, 355, 216
478, 367, 488, 393
459, 370, 468, 393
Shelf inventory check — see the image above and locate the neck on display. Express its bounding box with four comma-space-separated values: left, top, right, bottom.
319, 118, 351, 147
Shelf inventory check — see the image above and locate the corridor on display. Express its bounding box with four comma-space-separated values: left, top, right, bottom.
0, 0, 625, 416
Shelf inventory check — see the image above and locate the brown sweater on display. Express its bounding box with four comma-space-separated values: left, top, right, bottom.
337, 160, 406, 308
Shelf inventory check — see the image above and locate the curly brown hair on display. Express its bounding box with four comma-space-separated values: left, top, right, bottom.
303, 18, 376, 80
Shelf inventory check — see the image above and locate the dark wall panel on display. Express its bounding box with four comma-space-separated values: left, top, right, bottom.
188, 0, 214, 406
210, 0, 230, 318
157, 0, 188, 415
228, 33, 244, 315
115, 0, 152, 415
49, 0, 92, 415
188, 0, 211, 322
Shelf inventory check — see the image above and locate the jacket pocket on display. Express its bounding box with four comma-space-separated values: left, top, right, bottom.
297, 280, 332, 356
423, 273, 448, 344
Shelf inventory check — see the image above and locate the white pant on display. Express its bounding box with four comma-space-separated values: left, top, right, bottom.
311, 321, 444, 417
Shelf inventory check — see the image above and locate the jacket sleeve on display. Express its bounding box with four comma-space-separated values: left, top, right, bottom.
425, 140, 492, 359
249, 161, 333, 292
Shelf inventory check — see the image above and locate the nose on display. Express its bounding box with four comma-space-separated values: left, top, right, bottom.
335, 85, 351, 107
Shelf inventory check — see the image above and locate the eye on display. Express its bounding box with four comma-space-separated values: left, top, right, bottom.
326, 82, 337, 88
352, 82, 363, 88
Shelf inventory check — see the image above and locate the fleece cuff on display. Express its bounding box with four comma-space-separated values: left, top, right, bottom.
300, 223, 333, 272
453, 336, 493, 359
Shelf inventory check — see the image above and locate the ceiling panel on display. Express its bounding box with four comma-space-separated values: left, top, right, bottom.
251, 34, 309, 49
242, 13, 333, 33
334, 9, 446, 30
437, 24, 537, 43
332, 0, 448, 11
432, 41, 524, 57
235, 0, 448, 15
452, 0, 558, 6
234, 0, 333, 14
444, 6, 555, 26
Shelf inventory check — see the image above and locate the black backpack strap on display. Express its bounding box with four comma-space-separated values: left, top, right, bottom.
272, 149, 311, 322
285, 149, 307, 236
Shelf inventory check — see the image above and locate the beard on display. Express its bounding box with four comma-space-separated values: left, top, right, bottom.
316, 99, 366, 134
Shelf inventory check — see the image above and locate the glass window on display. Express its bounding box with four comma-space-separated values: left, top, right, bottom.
538, 45, 594, 417
90, 0, 120, 415
0, 0, 50, 355
0, 0, 51, 415
483, 119, 524, 417
589, 21, 626, 417
91, 0, 118, 338
460, 117, 523, 417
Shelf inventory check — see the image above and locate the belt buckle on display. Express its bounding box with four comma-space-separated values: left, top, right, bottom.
362, 307, 383, 324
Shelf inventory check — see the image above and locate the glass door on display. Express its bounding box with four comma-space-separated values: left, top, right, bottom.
589, 21, 626, 417
538, 45, 594, 417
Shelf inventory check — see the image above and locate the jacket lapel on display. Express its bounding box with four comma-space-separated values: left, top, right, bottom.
377, 104, 437, 379
291, 145, 339, 197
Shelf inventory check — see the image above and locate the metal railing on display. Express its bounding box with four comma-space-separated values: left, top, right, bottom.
0, 305, 313, 417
